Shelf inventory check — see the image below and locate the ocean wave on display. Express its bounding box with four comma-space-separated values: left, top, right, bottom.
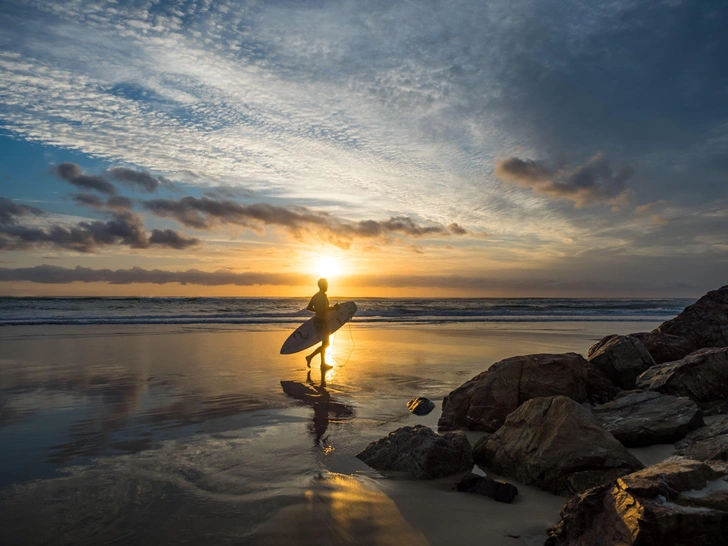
0, 297, 693, 326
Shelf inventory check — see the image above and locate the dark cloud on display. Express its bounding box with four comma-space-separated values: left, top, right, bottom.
0, 196, 43, 224
0, 197, 195, 253
142, 196, 458, 248
0, 265, 302, 286
148, 229, 200, 249
106, 167, 170, 192
72, 193, 133, 211
0, 264, 715, 297
448, 222, 468, 235
53, 163, 118, 195
495, 153, 634, 207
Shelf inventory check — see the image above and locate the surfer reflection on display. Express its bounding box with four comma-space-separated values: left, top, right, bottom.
280, 371, 354, 448
305, 278, 339, 369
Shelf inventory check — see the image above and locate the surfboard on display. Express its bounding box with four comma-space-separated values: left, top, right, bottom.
280, 301, 357, 354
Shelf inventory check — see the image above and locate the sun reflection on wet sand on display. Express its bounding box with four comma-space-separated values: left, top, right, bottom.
254, 472, 429, 545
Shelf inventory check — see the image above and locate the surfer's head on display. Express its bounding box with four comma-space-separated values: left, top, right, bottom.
317, 278, 328, 291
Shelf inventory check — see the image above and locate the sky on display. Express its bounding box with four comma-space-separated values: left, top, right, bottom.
0, 0, 726, 297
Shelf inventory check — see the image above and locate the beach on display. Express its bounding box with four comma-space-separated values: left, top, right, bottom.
0, 316, 676, 545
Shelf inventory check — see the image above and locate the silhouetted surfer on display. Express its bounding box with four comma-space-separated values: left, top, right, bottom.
305, 278, 339, 369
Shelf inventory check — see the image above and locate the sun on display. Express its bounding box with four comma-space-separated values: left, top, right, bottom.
315, 256, 342, 278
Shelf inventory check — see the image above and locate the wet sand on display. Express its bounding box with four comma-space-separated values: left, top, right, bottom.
0, 321, 664, 545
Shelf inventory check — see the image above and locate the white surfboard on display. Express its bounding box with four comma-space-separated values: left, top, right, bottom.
280, 301, 357, 355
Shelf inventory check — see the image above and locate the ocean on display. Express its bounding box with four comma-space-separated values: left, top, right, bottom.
0, 296, 694, 326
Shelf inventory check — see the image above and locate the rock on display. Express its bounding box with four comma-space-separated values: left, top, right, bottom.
546, 459, 728, 546
355, 425, 473, 479
630, 331, 696, 364
676, 416, 728, 462
585, 361, 621, 404
438, 353, 588, 432
636, 347, 728, 414
592, 391, 703, 447
656, 285, 728, 351
406, 397, 436, 416
454, 472, 518, 503
586, 335, 656, 390
478, 396, 643, 496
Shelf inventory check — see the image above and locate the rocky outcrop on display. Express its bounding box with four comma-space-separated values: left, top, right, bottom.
676, 416, 728, 462
630, 331, 696, 364
656, 285, 728, 350
454, 472, 518, 503
546, 459, 728, 546
636, 347, 728, 414
586, 335, 655, 390
438, 353, 588, 432
592, 391, 703, 447
355, 425, 473, 479
406, 397, 436, 416
476, 396, 643, 496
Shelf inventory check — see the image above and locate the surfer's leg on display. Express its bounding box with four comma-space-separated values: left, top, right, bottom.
306, 346, 321, 367
320, 330, 331, 367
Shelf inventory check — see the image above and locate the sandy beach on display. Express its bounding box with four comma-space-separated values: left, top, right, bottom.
0, 320, 677, 545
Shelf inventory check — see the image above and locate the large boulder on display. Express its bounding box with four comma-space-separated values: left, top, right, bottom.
475, 396, 643, 496
546, 459, 728, 546
438, 353, 588, 432
676, 416, 728, 462
585, 362, 622, 405
656, 285, 728, 350
630, 331, 696, 364
586, 335, 656, 390
593, 391, 704, 447
636, 347, 728, 414
355, 425, 473, 479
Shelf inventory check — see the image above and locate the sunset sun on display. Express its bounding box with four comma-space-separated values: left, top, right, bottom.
315, 256, 342, 278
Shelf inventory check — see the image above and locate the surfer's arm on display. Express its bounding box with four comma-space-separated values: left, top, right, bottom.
306, 296, 317, 313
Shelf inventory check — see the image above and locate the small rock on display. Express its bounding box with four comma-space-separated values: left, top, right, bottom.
406, 397, 436, 415
356, 425, 473, 479
593, 391, 703, 447
454, 472, 518, 503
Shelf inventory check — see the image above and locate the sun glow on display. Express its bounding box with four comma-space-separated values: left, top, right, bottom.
315, 256, 342, 278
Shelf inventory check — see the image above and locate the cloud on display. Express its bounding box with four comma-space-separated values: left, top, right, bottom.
494, 153, 634, 207
72, 193, 133, 211
142, 196, 460, 248
0, 197, 196, 252
148, 228, 199, 249
52, 163, 118, 195
0, 264, 713, 297
0, 196, 43, 224
106, 167, 171, 192
0, 265, 303, 286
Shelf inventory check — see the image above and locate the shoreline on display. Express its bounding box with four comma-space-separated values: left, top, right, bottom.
0, 319, 677, 545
